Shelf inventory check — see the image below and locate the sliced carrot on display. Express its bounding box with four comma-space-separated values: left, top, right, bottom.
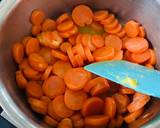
116, 115, 124, 128
41, 66, 53, 80
125, 37, 149, 53
68, 35, 77, 45
91, 34, 105, 48
124, 107, 144, 123
40, 96, 51, 105
71, 113, 82, 121
100, 14, 115, 25
57, 20, 74, 32
72, 5, 93, 27
52, 60, 72, 78
84, 115, 109, 127
22, 36, 32, 47
119, 87, 135, 94
26, 80, 43, 98
93, 46, 115, 61
106, 23, 122, 34
112, 50, 123, 60
43, 115, 58, 127
16, 70, 28, 89
51, 49, 69, 61
30, 9, 45, 25
138, 26, 145, 37
31, 25, 41, 36
127, 92, 150, 113
60, 42, 72, 53
147, 49, 156, 65
12, 42, 24, 64
124, 50, 132, 61
28, 53, 48, 72
122, 36, 129, 49
145, 63, 154, 69
116, 29, 126, 38
91, 21, 104, 31
81, 97, 104, 116
53, 95, 74, 118
64, 68, 90, 90
42, 76, 66, 99
124, 20, 139, 37
29, 98, 47, 115
75, 43, 86, 60
42, 18, 56, 32
64, 89, 88, 110
56, 13, 70, 25
75, 54, 84, 67
73, 118, 84, 128
94, 10, 109, 21
76, 33, 83, 44
84, 47, 94, 62
130, 50, 151, 64
113, 93, 130, 114
104, 97, 116, 118
25, 37, 40, 55
104, 19, 119, 30
58, 118, 73, 128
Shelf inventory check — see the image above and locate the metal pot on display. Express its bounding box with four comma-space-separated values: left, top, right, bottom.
0, 0, 160, 127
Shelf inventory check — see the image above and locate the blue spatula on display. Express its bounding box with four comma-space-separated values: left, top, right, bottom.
84, 60, 160, 98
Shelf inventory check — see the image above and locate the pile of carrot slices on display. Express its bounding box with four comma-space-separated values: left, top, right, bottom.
12, 4, 156, 128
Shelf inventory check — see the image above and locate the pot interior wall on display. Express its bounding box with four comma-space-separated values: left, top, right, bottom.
0, 0, 160, 127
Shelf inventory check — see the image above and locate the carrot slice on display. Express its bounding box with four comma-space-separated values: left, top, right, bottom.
72, 5, 93, 27
16, 70, 28, 89
57, 20, 74, 32
130, 50, 151, 64
104, 97, 116, 118
30, 9, 45, 25
22, 36, 32, 47
58, 118, 73, 128
76, 33, 83, 44
91, 21, 104, 31
29, 98, 47, 115
147, 49, 156, 65
12, 42, 24, 64
124, 50, 132, 61
43, 115, 58, 127
40, 96, 51, 105
122, 36, 129, 49
91, 34, 105, 48
42, 76, 66, 99
19, 59, 29, 70
125, 37, 149, 53
75, 54, 84, 67
116, 115, 124, 128
73, 118, 84, 128
60, 42, 72, 53
119, 87, 135, 94
138, 26, 145, 37
53, 95, 74, 118
42, 18, 56, 32
106, 24, 122, 34
64, 89, 88, 110
28, 53, 48, 72
145, 63, 154, 69
71, 113, 82, 121
64, 68, 90, 90
31, 25, 41, 36
52, 60, 72, 78
104, 19, 119, 30
94, 10, 109, 21
127, 92, 150, 113
112, 50, 123, 60
51, 49, 69, 61
81, 97, 104, 116
93, 46, 115, 61
68, 35, 77, 45
41, 66, 53, 80
113, 93, 130, 114
84, 47, 94, 62
26, 81, 43, 98
25, 37, 40, 55
75, 43, 86, 60
116, 29, 126, 38
56, 13, 70, 25
100, 14, 115, 25
124, 20, 139, 37
84, 115, 109, 127
124, 107, 144, 123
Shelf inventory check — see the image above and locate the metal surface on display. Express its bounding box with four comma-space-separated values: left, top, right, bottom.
0, 0, 160, 128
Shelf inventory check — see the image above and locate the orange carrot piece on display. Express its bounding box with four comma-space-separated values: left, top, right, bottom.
75, 43, 86, 60
84, 47, 94, 62
40, 96, 51, 105
57, 20, 74, 32
51, 49, 69, 61
138, 26, 145, 37
91, 34, 105, 48
56, 13, 70, 25
116, 115, 124, 128
42, 18, 56, 32
116, 29, 126, 38
100, 14, 115, 25
41, 66, 53, 80
119, 87, 135, 94
112, 50, 123, 60
75, 54, 84, 67
58, 118, 73, 128
106, 24, 122, 34
104, 19, 119, 30
147, 49, 156, 65
22, 36, 32, 47
43, 115, 58, 127
60, 42, 72, 53
31, 25, 41, 36
145, 63, 154, 69
94, 10, 109, 21
16, 70, 28, 89
68, 35, 77, 46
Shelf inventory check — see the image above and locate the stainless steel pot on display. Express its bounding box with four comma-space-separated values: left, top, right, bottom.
0, 0, 160, 128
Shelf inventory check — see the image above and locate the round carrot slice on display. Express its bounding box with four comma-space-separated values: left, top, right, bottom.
138, 26, 145, 37
122, 36, 129, 49
147, 49, 156, 65
104, 19, 119, 30
94, 10, 109, 21
112, 50, 123, 60
100, 14, 115, 25
52, 60, 72, 78
60, 42, 72, 53
16, 70, 28, 89
25, 37, 40, 55
68, 35, 77, 46
42, 76, 66, 99
26, 80, 43, 98
40, 96, 51, 105
104, 97, 116, 118
19, 59, 29, 70
28, 53, 48, 72
72, 5, 93, 27
43, 115, 58, 127
91, 34, 105, 48
76, 33, 83, 44
22, 36, 32, 47
42, 18, 56, 32
75, 54, 84, 67
145, 63, 154, 69
116, 29, 126, 38
57, 20, 74, 32
84, 47, 94, 62
124, 50, 132, 61
127, 92, 150, 113
130, 50, 151, 64
53, 95, 74, 118
124, 107, 144, 123
64, 68, 90, 90
64, 89, 88, 110
81, 97, 104, 116
73, 118, 84, 128
124, 20, 139, 37
56, 13, 70, 25
75, 43, 86, 60
119, 87, 135, 94
84, 115, 109, 127
58, 118, 73, 128
41, 66, 53, 80
12, 42, 24, 64
30, 9, 45, 25
106, 24, 122, 34
125, 37, 149, 53
71, 112, 82, 121
91, 21, 104, 31
51, 49, 69, 61
31, 25, 41, 36
93, 46, 115, 61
